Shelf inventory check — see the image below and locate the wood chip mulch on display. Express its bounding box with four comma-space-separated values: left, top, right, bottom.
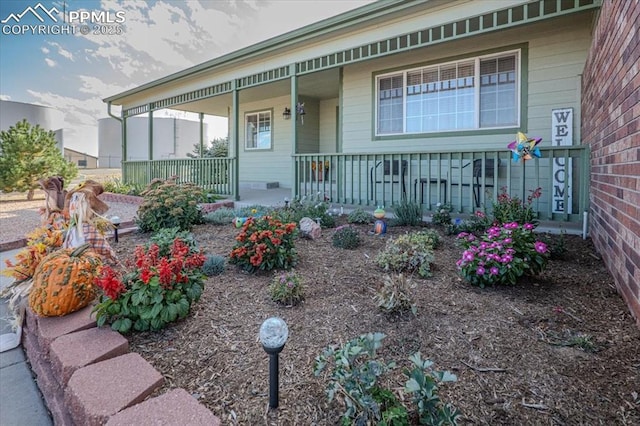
112, 220, 640, 425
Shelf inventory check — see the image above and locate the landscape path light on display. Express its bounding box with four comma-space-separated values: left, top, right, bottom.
259, 317, 289, 409
111, 216, 121, 243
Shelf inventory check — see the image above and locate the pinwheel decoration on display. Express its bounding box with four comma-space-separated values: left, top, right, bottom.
507, 132, 542, 162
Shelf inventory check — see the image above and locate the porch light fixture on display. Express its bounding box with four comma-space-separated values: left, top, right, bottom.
259, 317, 289, 409
282, 107, 291, 120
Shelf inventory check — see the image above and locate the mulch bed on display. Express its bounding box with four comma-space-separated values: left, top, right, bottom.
111, 220, 640, 425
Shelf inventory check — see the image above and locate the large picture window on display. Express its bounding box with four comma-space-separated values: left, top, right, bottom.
245, 111, 271, 149
376, 50, 519, 135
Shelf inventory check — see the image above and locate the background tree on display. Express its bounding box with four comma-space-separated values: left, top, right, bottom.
0, 119, 78, 200
187, 136, 229, 158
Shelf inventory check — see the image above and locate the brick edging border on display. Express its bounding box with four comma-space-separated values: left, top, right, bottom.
22, 306, 220, 425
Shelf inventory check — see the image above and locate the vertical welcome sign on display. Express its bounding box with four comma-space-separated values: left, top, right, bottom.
551, 108, 573, 213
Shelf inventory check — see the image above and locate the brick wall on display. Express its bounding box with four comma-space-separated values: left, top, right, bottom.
582, 0, 640, 326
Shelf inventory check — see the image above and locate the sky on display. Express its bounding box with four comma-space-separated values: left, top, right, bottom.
0, 0, 375, 156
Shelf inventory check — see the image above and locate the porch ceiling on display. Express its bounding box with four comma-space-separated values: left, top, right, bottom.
167, 67, 340, 116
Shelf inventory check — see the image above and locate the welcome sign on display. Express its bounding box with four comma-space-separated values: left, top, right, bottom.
551, 108, 573, 214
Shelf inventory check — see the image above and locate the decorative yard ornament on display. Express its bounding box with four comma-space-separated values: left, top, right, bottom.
507, 132, 542, 163
507, 132, 543, 204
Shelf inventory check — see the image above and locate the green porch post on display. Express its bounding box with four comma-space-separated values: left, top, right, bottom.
122, 116, 127, 180
232, 82, 240, 201
199, 112, 205, 157
148, 108, 154, 160
290, 64, 298, 201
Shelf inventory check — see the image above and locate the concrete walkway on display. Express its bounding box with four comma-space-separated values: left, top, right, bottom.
0, 249, 53, 425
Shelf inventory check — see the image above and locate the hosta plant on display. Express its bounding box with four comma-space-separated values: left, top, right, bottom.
93, 238, 206, 333
229, 216, 298, 273
456, 222, 550, 287
269, 270, 305, 306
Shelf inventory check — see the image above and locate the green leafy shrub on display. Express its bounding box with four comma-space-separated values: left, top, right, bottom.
202, 254, 225, 276
376, 231, 439, 278
93, 238, 205, 333
405, 352, 461, 425
445, 210, 494, 236
492, 186, 541, 226
347, 208, 373, 224
431, 203, 452, 227
202, 208, 239, 225
314, 333, 460, 426
148, 227, 198, 257
229, 216, 298, 273
392, 199, 423, 226
275, 196, 335, 228
269, 270, 305, 305
313, 333, 399, 425
456, 222, 550, 287
102, 177, 143, 196
374, 274, 416, 314
332, 225, 360, 249
136, 178, 205, 232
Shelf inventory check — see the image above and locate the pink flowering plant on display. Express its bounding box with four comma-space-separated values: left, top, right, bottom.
269, 270, 305, 305
456, 222, 550, 287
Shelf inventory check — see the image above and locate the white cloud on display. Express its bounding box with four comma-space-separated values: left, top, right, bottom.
45, 58, 57, 67
47, 41, 74, 61
41, 47, 50, 54
0, 94, 11, 100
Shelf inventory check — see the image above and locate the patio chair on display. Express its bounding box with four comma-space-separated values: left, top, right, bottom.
369, 160, 407, 200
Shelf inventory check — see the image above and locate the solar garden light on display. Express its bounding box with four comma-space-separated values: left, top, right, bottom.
284, 197, 290, 209
111, 216, 121, 243
259, 317, 289, 409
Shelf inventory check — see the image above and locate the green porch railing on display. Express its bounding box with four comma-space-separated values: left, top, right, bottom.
293, 146, 590, 223
123, 157, 235, 196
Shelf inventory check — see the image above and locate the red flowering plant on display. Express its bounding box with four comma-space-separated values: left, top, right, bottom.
229, 216, 298, 273
92, 238, 206, 333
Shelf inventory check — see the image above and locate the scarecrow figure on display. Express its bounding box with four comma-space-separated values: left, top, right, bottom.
63, 180, 117, 264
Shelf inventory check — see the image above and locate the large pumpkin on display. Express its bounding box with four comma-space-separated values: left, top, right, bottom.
28, 244, 102, 317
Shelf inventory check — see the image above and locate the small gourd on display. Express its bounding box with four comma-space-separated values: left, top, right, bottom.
28, 244, 102, 317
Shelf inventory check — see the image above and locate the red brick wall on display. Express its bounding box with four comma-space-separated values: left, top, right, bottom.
582, 0, 640, 326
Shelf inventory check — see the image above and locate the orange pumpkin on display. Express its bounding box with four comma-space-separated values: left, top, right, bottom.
28, 244, 102, 317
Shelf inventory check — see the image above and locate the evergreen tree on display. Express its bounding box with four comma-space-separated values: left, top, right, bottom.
0, 119, 77, 200
187, 137, 229, 158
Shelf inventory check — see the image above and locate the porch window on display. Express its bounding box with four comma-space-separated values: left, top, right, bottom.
376, 50, 519, 135
245, 111, 271, 149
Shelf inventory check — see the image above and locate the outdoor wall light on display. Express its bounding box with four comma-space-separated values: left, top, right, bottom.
282, 107, 291, 120
111, 216, 121, 243
259, 317, 289, 409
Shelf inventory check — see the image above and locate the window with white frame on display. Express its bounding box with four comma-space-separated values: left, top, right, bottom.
376, 50, 519, 135
245, 111, 272, 149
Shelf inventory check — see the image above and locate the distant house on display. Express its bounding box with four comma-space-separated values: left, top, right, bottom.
0, 100, 64, 152
63, 148, 98, 169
